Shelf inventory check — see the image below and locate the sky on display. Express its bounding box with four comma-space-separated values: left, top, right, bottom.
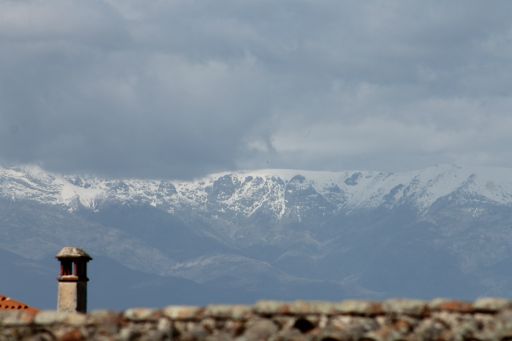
1, 0, 512, 179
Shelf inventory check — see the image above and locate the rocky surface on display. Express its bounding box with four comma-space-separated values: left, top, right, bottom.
2, 299, 512, 340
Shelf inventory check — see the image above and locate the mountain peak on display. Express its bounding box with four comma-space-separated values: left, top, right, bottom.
1, 164, 512, 216
3, 163, 512, 306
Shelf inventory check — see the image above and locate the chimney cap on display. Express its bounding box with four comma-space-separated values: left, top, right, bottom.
56, 247, 92, 260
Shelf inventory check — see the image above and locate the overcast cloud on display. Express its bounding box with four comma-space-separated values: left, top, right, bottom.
1, 0, 512, 179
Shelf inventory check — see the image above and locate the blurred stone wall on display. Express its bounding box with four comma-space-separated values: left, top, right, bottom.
2, 299, 512, 340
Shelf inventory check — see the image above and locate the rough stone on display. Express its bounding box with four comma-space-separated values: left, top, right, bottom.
0, 311, 35, 325
243, 318, 279, 340
474, 297, 512, 312
313, 326, 354, 341
415, 317, 453, 341
179, 324, 209, 340
287, 301, 336, 315
333, 301, 384, 316
35, 311, 87, 326
205, 331, 235, 341
173, 321, 188, 336
429, 299, 474, 313
269, 328, 309, 341
163, 306, 203, 320
254, 301, 291, 315
273, 316, 296, 330
54, 327, 86, 341
205, 304, 252, 320
382, 299, 428, 317
124, 308, 160, 321
157, 317, 172, 334
329, 315, 379, 337
224, 319, 245, 336
86, 310, 121, 324
2, 300, 512, 340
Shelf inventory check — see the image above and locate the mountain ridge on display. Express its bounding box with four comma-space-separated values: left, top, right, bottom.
2, 163, 512, 214
2, 163, 512, 308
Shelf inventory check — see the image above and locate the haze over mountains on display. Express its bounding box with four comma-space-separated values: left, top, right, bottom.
2, 164, 512, 309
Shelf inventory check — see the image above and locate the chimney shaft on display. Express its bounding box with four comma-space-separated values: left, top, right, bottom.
56, 247, 92, 313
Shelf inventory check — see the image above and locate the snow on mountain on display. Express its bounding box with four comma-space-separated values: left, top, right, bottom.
1, 164, 512, 217
3, 163, 512, 306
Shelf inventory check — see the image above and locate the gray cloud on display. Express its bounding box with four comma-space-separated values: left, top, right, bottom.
1, 0, 512, 178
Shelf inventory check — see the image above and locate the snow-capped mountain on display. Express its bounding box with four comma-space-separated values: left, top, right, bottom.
2, 164, 512, 309
3, 163, 512, 215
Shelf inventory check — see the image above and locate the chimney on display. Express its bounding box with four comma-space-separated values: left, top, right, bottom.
56, 247, 92, 313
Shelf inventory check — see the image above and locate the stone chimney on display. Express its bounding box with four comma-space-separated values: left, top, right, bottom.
56, 247, 92, 313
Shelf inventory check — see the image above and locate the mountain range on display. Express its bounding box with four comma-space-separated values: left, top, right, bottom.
2, 164, 512, 309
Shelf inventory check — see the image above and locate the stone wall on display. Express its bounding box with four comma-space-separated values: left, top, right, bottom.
2, 299, 512, 340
